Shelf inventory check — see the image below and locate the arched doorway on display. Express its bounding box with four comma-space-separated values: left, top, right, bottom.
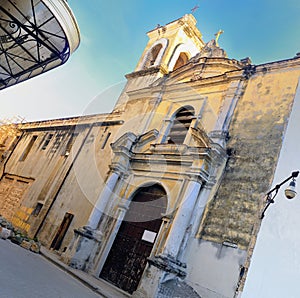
100, 184, 167, 294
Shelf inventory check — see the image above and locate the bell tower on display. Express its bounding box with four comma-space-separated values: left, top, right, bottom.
114, 14, 205, 110
135, 14, 205, 73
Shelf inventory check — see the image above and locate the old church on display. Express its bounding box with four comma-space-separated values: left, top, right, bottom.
1, 14, 300, 298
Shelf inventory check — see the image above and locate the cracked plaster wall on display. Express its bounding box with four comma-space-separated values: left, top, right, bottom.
190, 67, 300, 297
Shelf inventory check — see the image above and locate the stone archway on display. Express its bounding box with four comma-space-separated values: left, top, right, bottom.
100, 184, 167, 294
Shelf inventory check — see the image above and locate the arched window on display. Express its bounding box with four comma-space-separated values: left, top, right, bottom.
144, 43, 163, 68
167, 106, 195, 144
173, 52, 189, 71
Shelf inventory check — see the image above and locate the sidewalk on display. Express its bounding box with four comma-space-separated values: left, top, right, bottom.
40, 247, 130, 298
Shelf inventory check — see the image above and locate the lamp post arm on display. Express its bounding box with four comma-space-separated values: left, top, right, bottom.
261, 188, 279, 219
266, 171, 299, 196
261, 171, 299, 219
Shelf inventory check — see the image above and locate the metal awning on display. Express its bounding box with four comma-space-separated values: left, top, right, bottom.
0, 0, 80, 90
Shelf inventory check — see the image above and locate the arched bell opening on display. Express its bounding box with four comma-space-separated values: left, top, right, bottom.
173, 52, 189, 71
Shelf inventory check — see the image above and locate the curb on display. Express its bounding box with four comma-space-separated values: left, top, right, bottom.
40, 249, 107, 297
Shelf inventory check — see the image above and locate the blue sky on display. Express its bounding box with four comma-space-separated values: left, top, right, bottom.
2, 0, 300, 121
2, 2, 300, 296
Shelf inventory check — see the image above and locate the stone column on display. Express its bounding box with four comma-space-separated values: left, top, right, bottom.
66, 132, 136, 271
137, 179, 202, 297
163, 178, 202, 258
87, 171, 119, 229
177, 184, 212, 260
66, 170, 120, 271
93, 203, 128, 276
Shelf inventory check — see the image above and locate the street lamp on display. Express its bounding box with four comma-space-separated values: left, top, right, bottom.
261, 171, 299, 219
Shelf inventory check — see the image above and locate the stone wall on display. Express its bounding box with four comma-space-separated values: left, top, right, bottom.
199, 63, 300, 249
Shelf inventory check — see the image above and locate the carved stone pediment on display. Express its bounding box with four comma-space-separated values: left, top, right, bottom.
134, 129, 159, 153
110, 128, 226, 184
110, 132, 137, 173
190, 127, 210, 147
149, 143, 188, 155
111, 132, 137, 153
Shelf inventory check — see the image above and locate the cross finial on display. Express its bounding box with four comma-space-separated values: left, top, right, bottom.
214, 29, 224, 46
191, 5, 199, 13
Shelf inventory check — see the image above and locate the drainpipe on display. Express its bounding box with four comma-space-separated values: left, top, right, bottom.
222, 64, 256, 132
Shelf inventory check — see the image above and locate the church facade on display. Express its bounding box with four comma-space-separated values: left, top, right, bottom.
1, 14, 300, 298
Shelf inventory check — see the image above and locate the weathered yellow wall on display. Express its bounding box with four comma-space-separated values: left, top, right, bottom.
36, 123, 121, 247
200, 66, 300, 249
0, 115, 124, 245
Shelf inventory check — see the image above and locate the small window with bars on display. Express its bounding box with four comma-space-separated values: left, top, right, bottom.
32, 203, 43, 216
19, 135, 37, 161
63, 133, 78, 156
42, 134, 53, 150
51, 134, 64, 153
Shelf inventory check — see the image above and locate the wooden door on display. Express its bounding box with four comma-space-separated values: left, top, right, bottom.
100, 184, 167, 294
50, 212, 74, 251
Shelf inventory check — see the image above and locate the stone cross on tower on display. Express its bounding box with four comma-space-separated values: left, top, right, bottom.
214, 29, 224, 46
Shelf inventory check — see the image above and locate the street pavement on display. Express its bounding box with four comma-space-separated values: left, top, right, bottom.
0, 239, 102, 298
